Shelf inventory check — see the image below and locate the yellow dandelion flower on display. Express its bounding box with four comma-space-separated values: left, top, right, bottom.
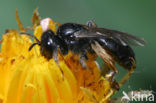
0, 9, 113, 103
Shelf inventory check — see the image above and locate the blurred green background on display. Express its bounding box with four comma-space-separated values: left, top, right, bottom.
0, 0, 156, 99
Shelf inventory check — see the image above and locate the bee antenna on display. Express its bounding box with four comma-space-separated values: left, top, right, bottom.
28, 42, 40, 51
20, 32, 40, 43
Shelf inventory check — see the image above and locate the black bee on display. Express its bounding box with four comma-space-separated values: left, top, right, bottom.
56, 21, 146, 89
21, 21, 146, 89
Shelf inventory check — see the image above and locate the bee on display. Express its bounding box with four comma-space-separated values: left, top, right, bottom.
21, 20, 146, 90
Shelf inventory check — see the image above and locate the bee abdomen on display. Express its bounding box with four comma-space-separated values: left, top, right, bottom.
96, 38, 136, 70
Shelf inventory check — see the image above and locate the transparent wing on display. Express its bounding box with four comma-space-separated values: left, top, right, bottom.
74, 27, 146, 46
102, 28, 146, 46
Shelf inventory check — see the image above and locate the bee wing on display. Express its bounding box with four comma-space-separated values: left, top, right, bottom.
73, 30, 106, 39
104, 28, 146, 46
74, 27, 146, 46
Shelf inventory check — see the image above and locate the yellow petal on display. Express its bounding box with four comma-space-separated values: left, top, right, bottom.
16, 10, 26, 32
32, 8, 41, 30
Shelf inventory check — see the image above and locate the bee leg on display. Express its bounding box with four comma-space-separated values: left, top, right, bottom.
105, 67, 120, 90
79, 53, 90, 70
105, 63, 118, 79
53, 49, 64, 79
86, 21, 97, 28
101, 64, 120, 90
119, 68, 134, 88
91, 42, 119, 89
119, 58, 136, 88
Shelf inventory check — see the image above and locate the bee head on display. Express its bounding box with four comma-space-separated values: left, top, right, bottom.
40, 30, 59, 60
